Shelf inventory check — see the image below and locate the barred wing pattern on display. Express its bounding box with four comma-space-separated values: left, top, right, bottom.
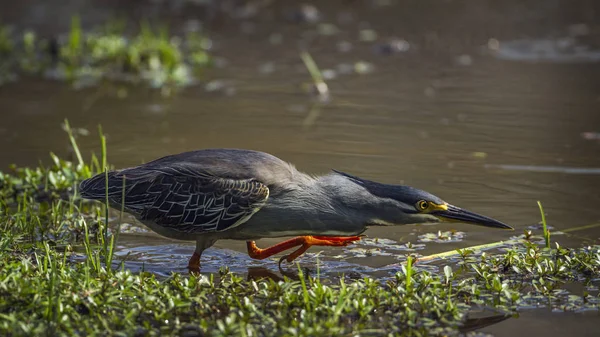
79, 167, 269, 233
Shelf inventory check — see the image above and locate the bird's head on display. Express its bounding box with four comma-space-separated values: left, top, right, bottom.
333, 170, 513, 230
390, 191, 513, 230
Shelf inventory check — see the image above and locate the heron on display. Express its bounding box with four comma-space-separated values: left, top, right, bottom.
78, 148, 512, 272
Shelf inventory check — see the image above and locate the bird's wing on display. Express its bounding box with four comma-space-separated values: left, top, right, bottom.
79, 166, 269, 233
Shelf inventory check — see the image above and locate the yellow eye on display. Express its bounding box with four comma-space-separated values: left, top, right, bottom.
417, 200, 429, 211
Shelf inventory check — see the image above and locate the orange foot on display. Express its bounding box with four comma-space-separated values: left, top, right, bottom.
247, 235, 361, 263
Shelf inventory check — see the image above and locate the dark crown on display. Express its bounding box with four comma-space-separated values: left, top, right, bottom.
332, 170, 445, 206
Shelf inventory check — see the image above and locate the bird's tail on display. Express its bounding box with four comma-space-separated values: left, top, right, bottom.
78, 170, 127, 201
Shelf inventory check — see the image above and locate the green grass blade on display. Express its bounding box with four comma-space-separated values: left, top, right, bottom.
562, 222, 600, 233
300, 51, 324, 85
537, 201, 550, 248
107, 175, 125, 272
104, 167, 110, 263
99, 125, 107, 172
405, 256, 413, 292
300, 51, 329, 96
417, 239, 521, 262
63, 119, 84, 169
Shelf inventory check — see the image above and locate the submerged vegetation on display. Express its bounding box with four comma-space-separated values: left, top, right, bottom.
0, 16, 211, 90
0, 125, 599, 336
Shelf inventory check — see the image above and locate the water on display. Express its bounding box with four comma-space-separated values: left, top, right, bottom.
1, 0, 600, 334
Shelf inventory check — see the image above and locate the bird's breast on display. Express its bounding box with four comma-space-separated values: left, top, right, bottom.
225, 203, 368, 240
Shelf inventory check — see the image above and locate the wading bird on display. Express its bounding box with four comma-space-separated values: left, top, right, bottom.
79, 149, 512, 272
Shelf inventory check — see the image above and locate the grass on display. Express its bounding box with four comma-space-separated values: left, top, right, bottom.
300, 51, 329, 98
0, 16, 212, 90
537, 201, 551, 248
0, 125, 598, 336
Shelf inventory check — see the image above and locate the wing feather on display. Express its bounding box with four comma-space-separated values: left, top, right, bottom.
79, 168, 269, 233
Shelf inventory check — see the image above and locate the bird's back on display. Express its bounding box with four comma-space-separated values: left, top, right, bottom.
78, 148, 313, 209
134, 148, 303, 185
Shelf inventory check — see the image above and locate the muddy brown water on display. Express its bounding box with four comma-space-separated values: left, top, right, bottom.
1, 0, 600, 335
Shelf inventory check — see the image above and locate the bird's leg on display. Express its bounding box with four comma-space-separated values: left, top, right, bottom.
311, 235, 364, 242
246, 236, 361, 261
282, 236, 362, 263
188, 238, 216, 273
188, 252, 201, 273
247, 237, 307, 260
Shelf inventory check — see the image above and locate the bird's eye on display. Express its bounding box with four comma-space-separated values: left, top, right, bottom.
417, 200, 429, 211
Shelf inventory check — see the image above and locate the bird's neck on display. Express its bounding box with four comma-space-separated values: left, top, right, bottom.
313, 174, 395, 224
314, 173, 422, 227
244, 173, 407, 238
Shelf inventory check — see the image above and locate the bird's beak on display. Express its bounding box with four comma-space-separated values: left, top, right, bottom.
433, 204, 513, 230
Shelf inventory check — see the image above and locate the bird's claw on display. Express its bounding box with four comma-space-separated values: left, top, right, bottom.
277, 255, 311, 279
278, 254, 291, 268
278, 253, 301, 266
187, 263, 201, 275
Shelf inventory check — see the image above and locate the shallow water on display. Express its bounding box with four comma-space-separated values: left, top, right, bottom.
1, 0, 600, 334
